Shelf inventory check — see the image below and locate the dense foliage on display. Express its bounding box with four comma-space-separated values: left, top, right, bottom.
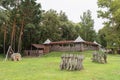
97, 0, 120, 51
80, 10, 96, 41
1, 0, 116, 53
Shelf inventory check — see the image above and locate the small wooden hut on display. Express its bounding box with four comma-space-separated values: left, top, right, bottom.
24, 44, 44, 57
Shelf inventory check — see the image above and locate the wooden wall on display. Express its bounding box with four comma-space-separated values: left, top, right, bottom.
24, 50, 43, 57
44, 45, 50, 53
49, 43, 98, 52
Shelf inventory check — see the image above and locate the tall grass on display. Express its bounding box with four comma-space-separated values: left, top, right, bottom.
0, 51, 120, 80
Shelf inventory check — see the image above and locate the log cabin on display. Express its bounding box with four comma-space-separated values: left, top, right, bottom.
24, 36, 100, 57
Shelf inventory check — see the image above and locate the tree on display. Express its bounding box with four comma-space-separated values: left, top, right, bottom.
111, 0, 120, 30
18, 0, 42, 52
97, 0, 120, 51
39, 9, 78, 42
0, 0, 42, 53
59, 21, 77, 40
39, 9, 61, 41
58, 11, 77, 40
98, 27, 107, 47
0, 8, 10, 54
80, 10, 96, 41
1, 0, 20, 52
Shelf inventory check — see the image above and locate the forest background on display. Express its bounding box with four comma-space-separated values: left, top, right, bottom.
0, 0, 120, 54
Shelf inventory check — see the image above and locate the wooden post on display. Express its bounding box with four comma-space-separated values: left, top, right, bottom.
4, 46, 12, 61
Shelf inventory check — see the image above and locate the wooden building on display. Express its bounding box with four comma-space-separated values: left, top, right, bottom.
24, 44, 44, 57
24, 36, 100, 56
43, 36, 99, 53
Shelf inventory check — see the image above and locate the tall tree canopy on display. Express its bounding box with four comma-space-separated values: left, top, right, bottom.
97, 0, 120, 49
0, 0, 42, 52
0, 0, 98, 53
20, 0, 42, 50
80, 10, 96, 41
39, 10, 78, 42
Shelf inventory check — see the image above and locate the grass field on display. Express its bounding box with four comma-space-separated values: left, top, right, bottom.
0, 51, 120, 80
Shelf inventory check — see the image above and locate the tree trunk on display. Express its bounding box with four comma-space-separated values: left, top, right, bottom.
18, 18, 24, 53
3, 23, 7, 54
10, 18, 16, 49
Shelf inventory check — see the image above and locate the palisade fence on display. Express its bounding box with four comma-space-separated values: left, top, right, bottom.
60, 54, 84, 71
92, 51, 107, 64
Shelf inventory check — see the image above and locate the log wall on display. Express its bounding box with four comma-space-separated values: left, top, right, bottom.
24, 50, 43, 57
50, 43, 98, 52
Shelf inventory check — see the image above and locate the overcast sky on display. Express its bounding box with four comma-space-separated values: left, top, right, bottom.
37, 0, 103, 32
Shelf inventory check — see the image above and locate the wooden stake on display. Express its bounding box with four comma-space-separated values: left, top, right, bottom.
4, 46, 14, 61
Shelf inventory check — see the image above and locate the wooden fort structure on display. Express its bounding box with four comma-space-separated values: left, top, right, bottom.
24, 36, 100, 57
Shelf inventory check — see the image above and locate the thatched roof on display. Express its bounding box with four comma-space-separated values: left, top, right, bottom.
43, 39, 51, 44
74, 36, 85, 42
93, 41, 101, 46
50, 40, 73, 44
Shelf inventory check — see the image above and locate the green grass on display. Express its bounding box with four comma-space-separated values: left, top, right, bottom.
0, 51, 120, 80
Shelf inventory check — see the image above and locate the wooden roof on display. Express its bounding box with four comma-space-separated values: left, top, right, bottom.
49, 40, 98, 46
50, 40, 74, 45
85, 41, 98, 46
42, 36, 99, 46
32, 44, 45, 49
93, 41, 101, 46
32, 41, 98, 48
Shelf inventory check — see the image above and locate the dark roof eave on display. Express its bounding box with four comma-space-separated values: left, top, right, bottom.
32, 44, 45, 49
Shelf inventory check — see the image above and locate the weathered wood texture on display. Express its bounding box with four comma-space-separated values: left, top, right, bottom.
92, 51, 107, 64
5, 46, 14, 61
11, 53, 21, 61
50, 43, 98, 52
24, 50, 43, 57
60, 54, 84, 71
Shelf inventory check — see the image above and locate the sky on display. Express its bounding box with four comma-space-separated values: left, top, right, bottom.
36, 0, 103, 32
